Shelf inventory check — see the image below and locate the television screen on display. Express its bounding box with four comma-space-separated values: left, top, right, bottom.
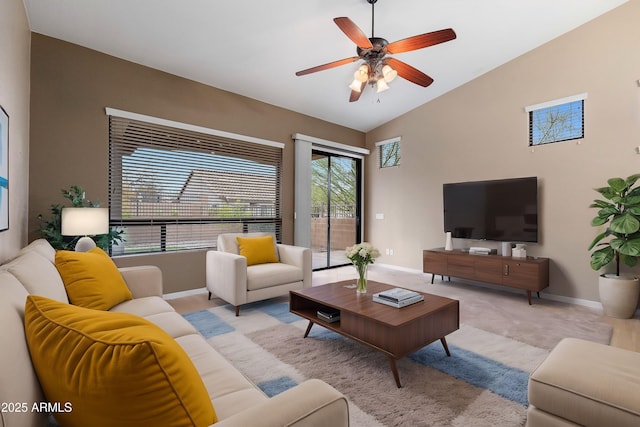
443, 177, 538, 243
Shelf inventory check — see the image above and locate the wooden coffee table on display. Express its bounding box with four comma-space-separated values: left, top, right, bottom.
289, 280, 459, 388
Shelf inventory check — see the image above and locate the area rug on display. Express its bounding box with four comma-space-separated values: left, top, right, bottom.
183, 283, 612, 427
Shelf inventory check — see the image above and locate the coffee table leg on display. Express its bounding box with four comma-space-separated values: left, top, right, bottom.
303, 320, 314, 338
388, 357, 402, 388
440, 337, 451, 357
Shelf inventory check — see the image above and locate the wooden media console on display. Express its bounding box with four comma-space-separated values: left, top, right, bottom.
423, 248, 549, 304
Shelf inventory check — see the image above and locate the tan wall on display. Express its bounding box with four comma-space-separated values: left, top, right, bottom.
365, 1, 640, 302
0, 0, 30, 262
29, 34, 365, 292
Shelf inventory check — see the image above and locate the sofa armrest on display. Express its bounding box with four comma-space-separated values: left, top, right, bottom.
206, 251, 247, 306
277, 244, 312, 288
213, 379, 348, 427
118, 266, 163, 298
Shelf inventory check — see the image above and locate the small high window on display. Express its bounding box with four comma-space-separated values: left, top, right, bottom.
376, 137, 401, 168
525, 93, 586, 146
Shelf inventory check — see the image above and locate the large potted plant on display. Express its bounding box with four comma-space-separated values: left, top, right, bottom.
589, 174, 640, 318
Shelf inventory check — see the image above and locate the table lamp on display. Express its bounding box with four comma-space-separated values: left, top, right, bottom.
61, 207, 109, 252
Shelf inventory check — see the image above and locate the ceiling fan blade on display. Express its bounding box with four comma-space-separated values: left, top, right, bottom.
295, 56, 360, 76
387, 28, 456, 54
385, 58, 434, 87
349, 81, 366, 102
334, 17, 373, 49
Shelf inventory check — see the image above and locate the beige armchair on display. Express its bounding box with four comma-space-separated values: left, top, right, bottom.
206, 232, 312, 316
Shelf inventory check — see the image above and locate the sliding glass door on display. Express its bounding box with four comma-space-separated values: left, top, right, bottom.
311, 151, 361, 270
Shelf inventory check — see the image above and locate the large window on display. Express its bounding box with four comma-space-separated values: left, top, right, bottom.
108, 111, 282, 255
526, 93, 586, 146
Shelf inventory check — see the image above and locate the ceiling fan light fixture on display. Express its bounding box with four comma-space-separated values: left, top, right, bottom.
295, 0, 456, 102
382, 64, 397, 83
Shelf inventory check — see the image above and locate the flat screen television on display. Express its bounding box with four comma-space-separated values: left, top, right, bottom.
443, 177, 538, 243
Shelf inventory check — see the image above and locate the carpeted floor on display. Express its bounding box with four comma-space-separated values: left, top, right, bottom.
183, 266, 612, 426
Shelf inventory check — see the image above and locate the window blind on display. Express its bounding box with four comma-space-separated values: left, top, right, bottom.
526, 93, 586, 146
108, 115, 282, 255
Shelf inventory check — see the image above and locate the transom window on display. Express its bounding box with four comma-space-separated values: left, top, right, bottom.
376, 137, 401, 168
108, 111, 282, 255
526, 93, 586, 146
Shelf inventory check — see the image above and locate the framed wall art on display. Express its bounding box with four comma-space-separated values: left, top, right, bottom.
0, 105, 8, 232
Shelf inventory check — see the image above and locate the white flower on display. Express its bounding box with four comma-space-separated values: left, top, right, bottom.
345, 242, 380, 267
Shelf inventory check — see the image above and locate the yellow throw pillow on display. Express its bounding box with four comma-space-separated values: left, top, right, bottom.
55, 247, 132, 310
236, 235, 279, 266
24, 295, 217, 427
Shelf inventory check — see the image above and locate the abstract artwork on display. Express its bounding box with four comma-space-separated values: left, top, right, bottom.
0, 106, 8, 232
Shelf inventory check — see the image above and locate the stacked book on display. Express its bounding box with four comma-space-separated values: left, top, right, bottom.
317, 308, 340, 323
373, 288, 424, 308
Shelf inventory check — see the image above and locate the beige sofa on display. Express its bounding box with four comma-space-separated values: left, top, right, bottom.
527, 337, 640, 426
0, 239, 348, 427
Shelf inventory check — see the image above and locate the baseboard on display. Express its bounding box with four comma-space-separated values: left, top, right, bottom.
540, 293, 602, 310
375, 262, 605, 311
163, 287, 207, 300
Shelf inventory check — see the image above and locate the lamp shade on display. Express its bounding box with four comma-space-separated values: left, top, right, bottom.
349, 79, 363, 92
61, 208, 109, 236
354, 65, 369, 83
376, 77, 390, 93
382, 65, 397, 83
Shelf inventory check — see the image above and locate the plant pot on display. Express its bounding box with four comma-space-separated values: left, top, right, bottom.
598, 274, 640, 319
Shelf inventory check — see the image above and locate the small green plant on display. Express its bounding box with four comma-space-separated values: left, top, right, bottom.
589, 174, 640, 275
37, 185, 124, 251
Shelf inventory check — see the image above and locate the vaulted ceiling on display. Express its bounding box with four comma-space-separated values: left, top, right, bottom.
24, 0, 628, 132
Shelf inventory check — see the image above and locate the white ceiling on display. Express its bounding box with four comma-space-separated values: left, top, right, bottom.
23, 0, 628, 132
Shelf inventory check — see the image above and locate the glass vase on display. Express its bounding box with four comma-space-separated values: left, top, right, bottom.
356, 263, 368, 294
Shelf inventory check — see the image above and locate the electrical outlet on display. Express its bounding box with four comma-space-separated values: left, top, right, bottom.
389, 249, 394, 256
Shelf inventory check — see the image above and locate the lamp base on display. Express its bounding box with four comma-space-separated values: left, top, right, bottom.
75, 236, 97, 252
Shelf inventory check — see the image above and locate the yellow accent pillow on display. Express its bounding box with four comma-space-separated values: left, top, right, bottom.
236, 235, 279, 266
55, 247, 132, 310
24, 295, 217, 427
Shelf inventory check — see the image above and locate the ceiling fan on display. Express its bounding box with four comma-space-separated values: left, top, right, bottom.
295, 0, 457, 102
